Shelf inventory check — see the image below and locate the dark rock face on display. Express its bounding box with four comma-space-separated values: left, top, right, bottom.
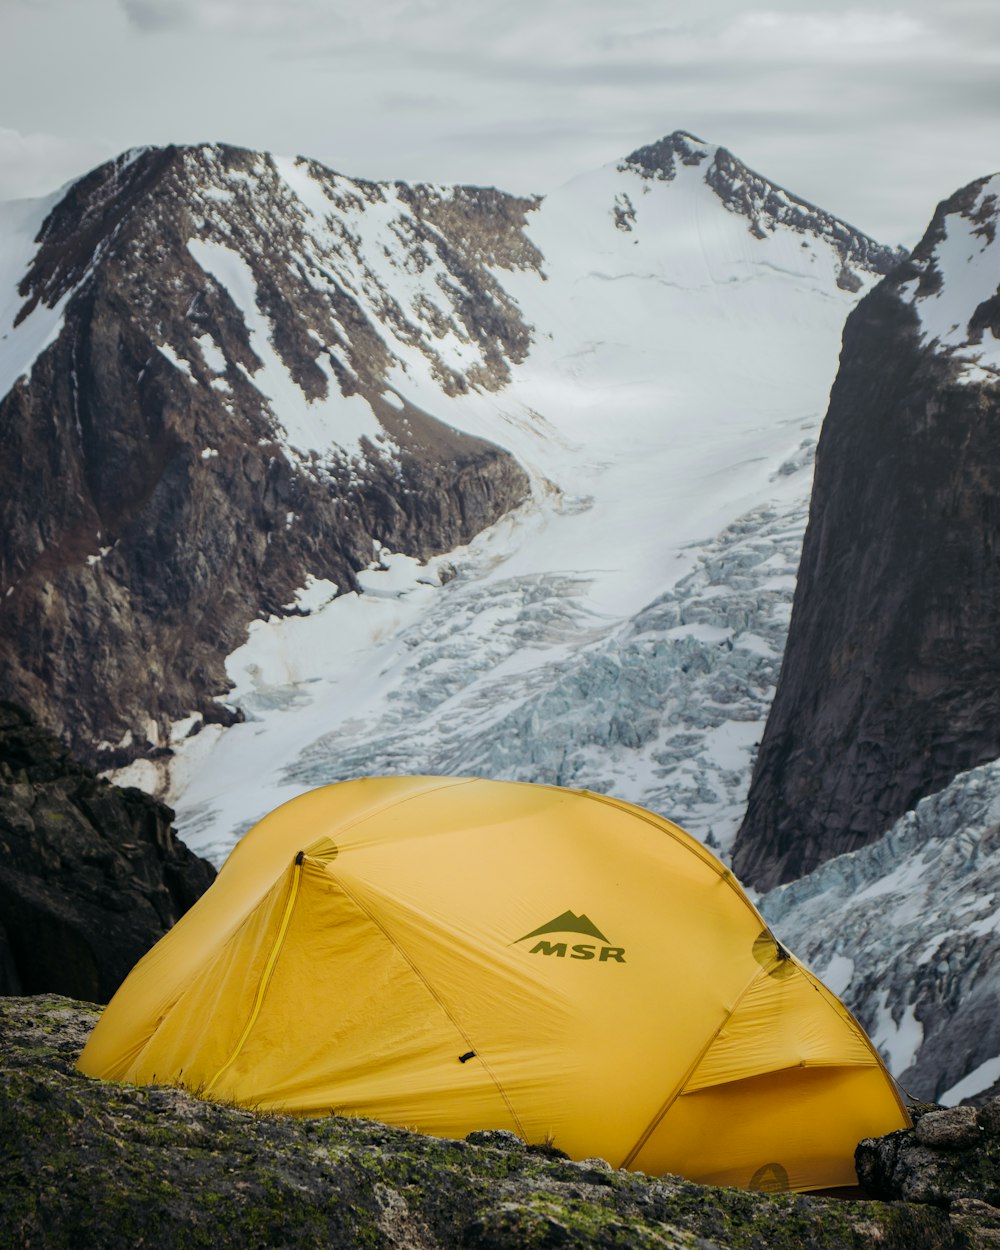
0, 145, 533, 769
0, 995, 968, 1249
734, 177, 1000, 889
0, 704, 214, 1002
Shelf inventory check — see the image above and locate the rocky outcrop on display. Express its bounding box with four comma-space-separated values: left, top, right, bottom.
0, 995, 967, 1249
0, 704, 214, 1001
734, 173, 1000, 889
0, 145, 532, 769
857, 1101, 1000, 1243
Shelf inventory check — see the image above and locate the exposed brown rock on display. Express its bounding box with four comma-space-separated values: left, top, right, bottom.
0, 145, 532, 769
916, 1107, 983, 1151
980, 1098, 1000, 1137
857, 1103, 1000, 1215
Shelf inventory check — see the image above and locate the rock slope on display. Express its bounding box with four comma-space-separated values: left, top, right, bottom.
0, 995, 966, 1250
0, 144, 531, 768
734, 171, 1000, 889
0, 703, 213, 1001
858, 1101, 1000, 1213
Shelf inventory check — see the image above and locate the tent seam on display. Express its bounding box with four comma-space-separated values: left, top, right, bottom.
797, 965, 911, 1122
204, 857, 303, 1095
620, 966, 769, 1170
328, 865, 529, 1143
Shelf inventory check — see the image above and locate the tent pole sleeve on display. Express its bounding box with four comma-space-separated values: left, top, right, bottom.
204, 856, 304, 1096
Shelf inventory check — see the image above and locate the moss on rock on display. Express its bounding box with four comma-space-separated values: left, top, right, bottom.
0, 996, 971, 1249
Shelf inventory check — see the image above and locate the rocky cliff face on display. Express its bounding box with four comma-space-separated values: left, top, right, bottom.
733, 172, 1000, 890
0, 703, 214, 1002
0, 995, 970, 1250
0, 145, 532, 768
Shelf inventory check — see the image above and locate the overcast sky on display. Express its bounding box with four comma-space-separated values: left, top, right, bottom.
2, 0, 998, 246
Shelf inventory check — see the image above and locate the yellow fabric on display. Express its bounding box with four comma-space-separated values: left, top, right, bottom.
77, 776, 909, 1190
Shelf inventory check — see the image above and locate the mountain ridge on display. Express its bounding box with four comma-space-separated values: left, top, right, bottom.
620, 130, 903, 287
0, 130, 893, 780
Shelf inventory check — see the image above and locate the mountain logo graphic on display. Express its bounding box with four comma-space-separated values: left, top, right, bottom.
516, 911, 609, 944
515, 911, 626, 964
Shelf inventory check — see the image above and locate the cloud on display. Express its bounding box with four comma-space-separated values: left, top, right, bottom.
120, 0, 188, 31
377, 91, 454, 113
724, 9, 926, 55
3, 0, 996, 244
0, 128, 111, 202
120, 0, 317, 35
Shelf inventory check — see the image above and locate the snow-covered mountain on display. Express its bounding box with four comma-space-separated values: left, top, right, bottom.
11, 128, 1000, 1105
65, 129, 892, 862
0, 129, 896, 864
0, 143, 539, 763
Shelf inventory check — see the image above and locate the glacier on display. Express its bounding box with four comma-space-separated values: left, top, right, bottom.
761, 758, 1000, 1105
149, 132, 885, 863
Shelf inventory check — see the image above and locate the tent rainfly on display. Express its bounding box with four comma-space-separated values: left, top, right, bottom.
78, 776, 910, 1191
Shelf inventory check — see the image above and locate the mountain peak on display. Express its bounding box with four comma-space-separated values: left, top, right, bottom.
617, 129, 901, 284
891, 172, 1000, 385
619, 131, 712, 181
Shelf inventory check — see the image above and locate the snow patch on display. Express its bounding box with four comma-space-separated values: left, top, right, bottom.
0, 191, 80, 400
196, 332, 227, 373
871, 993, 924, 1075
899, 174, 1000, 383
157, 342, 193, 377
941, 1055, 1000, 1106
187, 237, 385, 459
820, 953, 855, 998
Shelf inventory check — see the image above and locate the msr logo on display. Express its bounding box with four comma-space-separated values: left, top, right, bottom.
515, 910, 626, 963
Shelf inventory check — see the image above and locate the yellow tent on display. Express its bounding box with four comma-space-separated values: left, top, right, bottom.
78, 776, 909, 1191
